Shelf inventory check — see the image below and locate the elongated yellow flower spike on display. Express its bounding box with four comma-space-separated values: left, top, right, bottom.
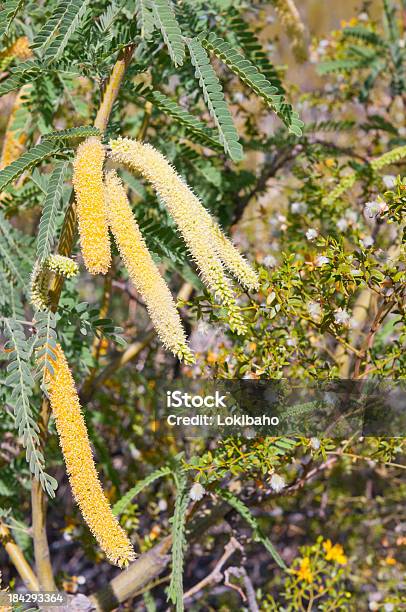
108, 137, 247, 334
46, 344, 135, 567
72, 137, 111, 274
104, 170, 194, 363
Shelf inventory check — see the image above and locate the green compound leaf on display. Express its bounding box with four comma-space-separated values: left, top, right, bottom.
202, 32, 304, 137
42, 126, 101, 141
216, 487, 287, 569
112, 466, 172, 516
151, 0, 185, 66
187, 38, 243, 162
0, 141, 60, 191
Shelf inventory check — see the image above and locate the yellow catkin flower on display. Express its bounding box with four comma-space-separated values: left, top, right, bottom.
272, 0, 308, 62
108, 137, 247, 334
0, 36, 32, 61
209, 221, 259, 290
46, 344, 135, 567
104, 170, 194, 363
72, 137, 111, 275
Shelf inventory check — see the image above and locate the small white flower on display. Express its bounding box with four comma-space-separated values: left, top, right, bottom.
358, 12, 369, 21
334, 308, 351, 325
315, 256, 330, 267
270, 473, 286, 493
310, 437, 320, 450
337, 218, 348, 232
364, 200, 388, 218
307, 301, 322, 319
306, 228, 318, 241
77, 576, 86, 585
382, 174, 396, 189
263, 254, 277, 268
350, 268, 362, 276
291, 201, 307, 214
345, 210, 358, 224
361, 235, 374, 248
384, 604, 395, 612
234, 92, 245, 103
189, 482, 205, 501
364, 200, 380, 218
399, 39, 405, 48
158, 498, 168, 512
286, 337, 297, 347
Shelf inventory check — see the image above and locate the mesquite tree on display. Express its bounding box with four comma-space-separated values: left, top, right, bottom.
0, 0, 405, 610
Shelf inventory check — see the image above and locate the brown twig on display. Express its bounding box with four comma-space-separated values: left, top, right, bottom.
183, 537, 242, 602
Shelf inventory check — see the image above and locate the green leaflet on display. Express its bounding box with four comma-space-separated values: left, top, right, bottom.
32, 310, 58, 387
0, 141, 60, 191
167, 471, 189, 611
32, 0, 91, 63
0, 61, 42, 97
324, 144, 406, 206
135, 0, 155, 40
151, 0, 185, 66
42, 126, 101, 141
142, 88, 222, 150
36, 161, 68, 263
187, 38, 243, 162
202, 32, 304, 136
2, 317, 58, 497
0, 0, 25, 42
112, 466, 172, 515
216, 487, 287, 569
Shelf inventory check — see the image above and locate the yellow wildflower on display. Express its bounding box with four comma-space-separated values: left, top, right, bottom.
0, 36, 32, 61
384, 556, 396, 566
104, 170, 194, 362
323, 539, 348, 565
72, 137, 111, 275
46, 344, 135, 567
108, 137, 247, 334
295, 557, 313, 583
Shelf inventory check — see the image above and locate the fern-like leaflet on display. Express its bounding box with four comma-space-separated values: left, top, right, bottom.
0, 141, 60, 191
187, 38, 243, 162
112, 466, 172, 516
216, 487, 286, 569
202, 32, 304, 136
151, 0, 185, 66
36, 161, 68, 263
2, 318, 57, 497
167, 470, 189, 611
32, 0, 90, 64
135, 0, 155, 40
42, 126, 101, 142
32, 310, 58, 390
0, 0, 25, 41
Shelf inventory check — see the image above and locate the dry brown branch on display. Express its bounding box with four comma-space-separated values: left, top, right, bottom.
183, 537, 242, 602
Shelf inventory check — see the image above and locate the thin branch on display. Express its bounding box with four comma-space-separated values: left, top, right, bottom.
183, 537, 242, 602
0, 520, 39, 591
